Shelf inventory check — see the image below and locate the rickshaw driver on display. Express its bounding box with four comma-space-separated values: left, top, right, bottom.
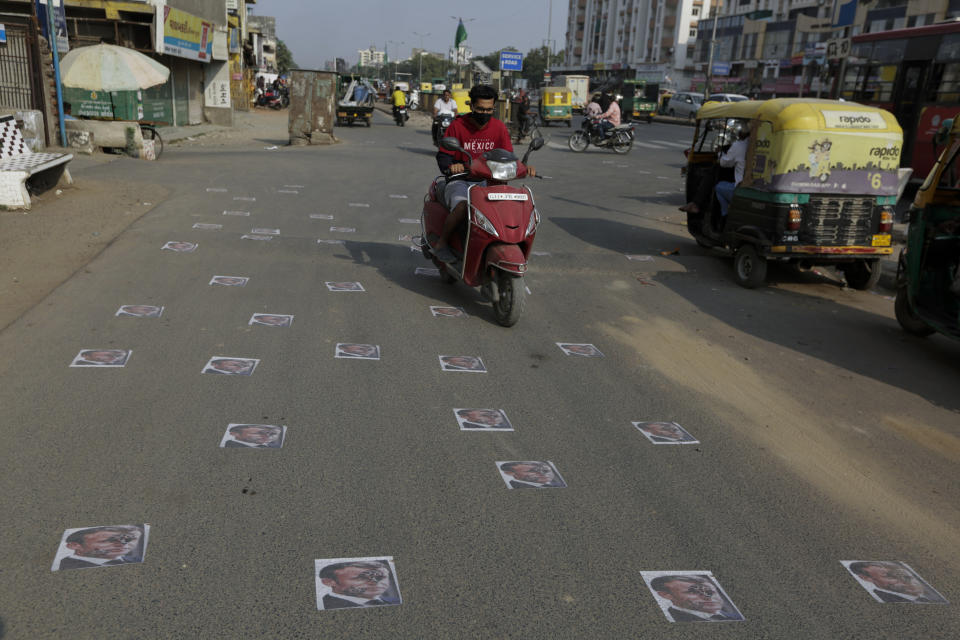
433, 84, 535, 264
716, 120, 750, 217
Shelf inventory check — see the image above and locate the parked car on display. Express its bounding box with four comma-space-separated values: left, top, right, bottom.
667, 92, 704, 120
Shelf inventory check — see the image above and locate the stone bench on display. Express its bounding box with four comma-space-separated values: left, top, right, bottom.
0, 115, 72, 209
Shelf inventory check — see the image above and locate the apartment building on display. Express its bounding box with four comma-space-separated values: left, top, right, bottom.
692, 0, 960, 97
561, 0, 714, 87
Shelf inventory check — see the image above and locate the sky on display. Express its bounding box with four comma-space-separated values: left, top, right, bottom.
249, 0, 568, 69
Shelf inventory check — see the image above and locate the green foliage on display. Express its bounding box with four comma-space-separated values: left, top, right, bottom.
276, 40, 298, 74
389, 54, 450, 85
520, 46, 564, 85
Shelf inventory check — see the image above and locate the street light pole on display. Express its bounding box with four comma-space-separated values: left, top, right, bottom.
705, 0, 722, 100
413, 31, 431, 88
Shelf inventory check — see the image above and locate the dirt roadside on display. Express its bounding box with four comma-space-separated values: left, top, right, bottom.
0, 110, 291, 332
0, 170, 170, 331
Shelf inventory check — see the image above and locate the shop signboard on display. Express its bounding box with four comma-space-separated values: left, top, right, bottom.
163, 6, 213, 62
35, 0, 69, 52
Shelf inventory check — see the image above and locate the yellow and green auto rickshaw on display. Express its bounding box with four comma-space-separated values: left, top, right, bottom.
684, 98, 904, 288
451, 88, 471, 115
894, 116, 960, 341
539, 86, 572, 127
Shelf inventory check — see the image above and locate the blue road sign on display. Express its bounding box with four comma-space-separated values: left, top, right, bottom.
711, 62, 730, 76
500, 51, 523, 71
0, 24, 6, 44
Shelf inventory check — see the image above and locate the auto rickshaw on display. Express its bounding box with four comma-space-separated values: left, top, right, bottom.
622, 79, 659, 123
451, 87, 471, 115
335, 76, 375, 127
684, 99, 903, 288
894, 116, 960, 341
539, 86, 572, 127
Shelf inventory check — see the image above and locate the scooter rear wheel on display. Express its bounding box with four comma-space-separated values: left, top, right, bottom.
493, 273, 526, 327
612, 132, 633, 154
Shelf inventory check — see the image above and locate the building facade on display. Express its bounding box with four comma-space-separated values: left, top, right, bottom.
561, 0, 960, 97
357, 46, 385, 68
693, 0, 960, 98
561, 0, 710, 88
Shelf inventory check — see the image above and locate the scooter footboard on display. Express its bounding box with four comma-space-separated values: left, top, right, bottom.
485, 243, 527, 274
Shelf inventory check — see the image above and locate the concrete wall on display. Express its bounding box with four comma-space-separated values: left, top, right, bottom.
203, 61, 233, 125
167, 0, 227, 26
288, 70, 336, 145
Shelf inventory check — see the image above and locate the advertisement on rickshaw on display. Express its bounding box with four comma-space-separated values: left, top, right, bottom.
745, 112, 902, 196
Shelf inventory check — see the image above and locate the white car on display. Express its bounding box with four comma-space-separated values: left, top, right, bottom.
667, 92, 704, 120
709, 93, 749, 103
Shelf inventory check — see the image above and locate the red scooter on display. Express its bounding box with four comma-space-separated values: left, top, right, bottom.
420, 136, 544, 326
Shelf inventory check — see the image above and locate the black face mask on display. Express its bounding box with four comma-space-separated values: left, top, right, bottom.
471, 111, 492, 126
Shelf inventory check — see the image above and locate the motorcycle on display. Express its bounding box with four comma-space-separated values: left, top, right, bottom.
257, 87, 286, 110
420, 136, 545, 327
567, 117, 634, 154
432, 113, 455, 146
393, 105, 407, 126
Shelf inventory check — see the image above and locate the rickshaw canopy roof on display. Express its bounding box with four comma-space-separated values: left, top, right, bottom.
543, 87, 572, 106
697, 98, 902, 134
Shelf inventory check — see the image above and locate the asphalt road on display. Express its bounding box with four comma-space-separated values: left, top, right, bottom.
1, 111, 959, 639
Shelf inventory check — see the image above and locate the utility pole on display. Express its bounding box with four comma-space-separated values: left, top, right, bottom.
705, 0, 721, 100
413, 31, 430, 88
546, 0, 553, 73
44, 0, 67, 146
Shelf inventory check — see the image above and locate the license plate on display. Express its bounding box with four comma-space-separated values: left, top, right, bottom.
871, 234, 891, 247
487, 193, 528, 201
337, 112, 346, 116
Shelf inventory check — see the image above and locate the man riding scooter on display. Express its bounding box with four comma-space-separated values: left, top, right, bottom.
432, 89, 458, 145
433, 84, 535, 264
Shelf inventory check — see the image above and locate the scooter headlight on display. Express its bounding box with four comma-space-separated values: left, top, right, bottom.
472, 208, 500, 237
525, 207, 540, 237
486, 160, 518, 181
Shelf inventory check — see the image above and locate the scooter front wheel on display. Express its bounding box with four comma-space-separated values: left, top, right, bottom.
493, 273, 526, 327
568, 132, 588, 152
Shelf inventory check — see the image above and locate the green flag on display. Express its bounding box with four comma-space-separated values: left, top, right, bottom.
455, 19, 468, 48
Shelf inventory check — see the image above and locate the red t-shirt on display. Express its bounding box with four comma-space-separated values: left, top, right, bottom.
437, 115, 513, 172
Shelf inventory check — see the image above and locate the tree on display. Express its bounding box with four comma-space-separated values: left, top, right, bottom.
276, 40, 298, 74
520, 46, 564, 85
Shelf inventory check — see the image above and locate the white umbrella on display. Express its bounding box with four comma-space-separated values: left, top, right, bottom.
60, 44, 169, 92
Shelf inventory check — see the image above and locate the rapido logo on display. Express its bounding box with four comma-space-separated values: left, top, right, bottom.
823, 110, 884, 129
870, 145, 900, 159
839, 115, 873, 126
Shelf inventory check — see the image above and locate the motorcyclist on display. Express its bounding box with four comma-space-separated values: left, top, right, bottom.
391, 85, 406, 120
584, 94, 602, 119
433, 84, 535, 263
432, 89, 458, 142
597, 93, 621, 139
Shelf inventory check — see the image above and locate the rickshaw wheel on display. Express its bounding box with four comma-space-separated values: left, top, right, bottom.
840, 259, 881, 290
894, 287, 935, 336
734, 245, 767, 288
566, 120, 572, 127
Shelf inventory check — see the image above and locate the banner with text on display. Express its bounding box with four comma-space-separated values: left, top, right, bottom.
163, 6, 212, 62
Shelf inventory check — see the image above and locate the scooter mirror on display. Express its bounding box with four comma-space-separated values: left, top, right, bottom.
529, 137, 545, 151
440, 137, 465, 153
